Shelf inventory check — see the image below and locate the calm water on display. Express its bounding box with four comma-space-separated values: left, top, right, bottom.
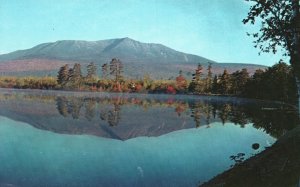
0, 89, 298, 186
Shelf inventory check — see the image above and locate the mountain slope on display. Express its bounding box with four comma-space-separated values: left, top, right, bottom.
0, 37, 213, 64
0, 38, 266, 78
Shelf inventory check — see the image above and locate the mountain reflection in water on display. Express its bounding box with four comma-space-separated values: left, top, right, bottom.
0, 89, 298, 186
0, 89, 298, 140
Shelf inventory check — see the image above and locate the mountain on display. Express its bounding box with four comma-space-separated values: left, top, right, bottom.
0, 37, 266, 78
0, 37, 213, 63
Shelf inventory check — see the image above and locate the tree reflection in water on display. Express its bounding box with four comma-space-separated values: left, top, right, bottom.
68, 98, 83, 119
56, 97, 85, 119
55, 95, 299, 138
190, 102, 202, 128
219, 104, 232, 125
106, 103, 121, 126
2, 91, 298, 186
84, 98, 96, 121
56, 96, 122, 126
56, 97, 68, 117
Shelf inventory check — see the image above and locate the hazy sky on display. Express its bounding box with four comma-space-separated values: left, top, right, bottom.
0, 0, 286, 66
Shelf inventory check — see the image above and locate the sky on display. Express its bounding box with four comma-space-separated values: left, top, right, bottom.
0, 0, 287, 66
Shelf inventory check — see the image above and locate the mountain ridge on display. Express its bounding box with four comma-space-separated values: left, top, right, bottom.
0, 37, 213, 64
0, 37, 266, 78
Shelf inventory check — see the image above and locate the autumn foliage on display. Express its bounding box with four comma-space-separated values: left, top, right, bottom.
0, 59, 296, 103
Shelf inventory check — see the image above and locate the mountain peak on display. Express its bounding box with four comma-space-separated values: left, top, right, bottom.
0, 37, 265, 79
118, 37, 139, 44
121, 37, 132, 40
0, 37, 215, 65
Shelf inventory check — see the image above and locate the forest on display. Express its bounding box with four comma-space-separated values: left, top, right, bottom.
0, 58, 297, 103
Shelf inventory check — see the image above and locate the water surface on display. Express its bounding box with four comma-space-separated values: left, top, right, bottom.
0, 89, 297, 186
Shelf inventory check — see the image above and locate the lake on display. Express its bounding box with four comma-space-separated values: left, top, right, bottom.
0, 88, 298, 186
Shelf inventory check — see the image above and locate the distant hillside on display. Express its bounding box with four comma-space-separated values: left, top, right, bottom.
0, 38, 266, 78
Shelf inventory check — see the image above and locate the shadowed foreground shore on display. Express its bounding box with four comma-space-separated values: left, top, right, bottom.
201, 126, 300, 187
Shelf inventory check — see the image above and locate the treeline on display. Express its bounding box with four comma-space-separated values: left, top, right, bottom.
0, 76, 57, 89
0, 58, 296, 103
243, 62, 297, 102
56, 59, 297, 104
188, 61, 297, 103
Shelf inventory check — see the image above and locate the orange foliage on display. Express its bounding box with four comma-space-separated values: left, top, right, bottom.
176, 75, 187, 90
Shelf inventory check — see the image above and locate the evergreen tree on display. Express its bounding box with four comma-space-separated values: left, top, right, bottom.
57, 64, 69, 86
239, 68, 250, 85
69, 63, 83, 89
212, 75, 220, 94
231, 68, 250, 95
244, 62, 297, 103
189, 63, 204, 93
109, 58, 123, 82
266, 62, 296, 102
220, 69, 231, 94
206, 63, 213, 93
102, 63, 109, 79
86, 62, 97, 82
243, 69, 265, 99
194, 63, 203, 82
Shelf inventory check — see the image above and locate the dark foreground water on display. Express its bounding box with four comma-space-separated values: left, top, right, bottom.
0, 89, 298, 186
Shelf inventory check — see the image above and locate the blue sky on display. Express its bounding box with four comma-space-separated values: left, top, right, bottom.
0, 0, 286, 66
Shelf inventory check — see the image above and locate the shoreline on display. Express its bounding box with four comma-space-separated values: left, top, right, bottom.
200, 125, 300, 187
0, 87, 295, 108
